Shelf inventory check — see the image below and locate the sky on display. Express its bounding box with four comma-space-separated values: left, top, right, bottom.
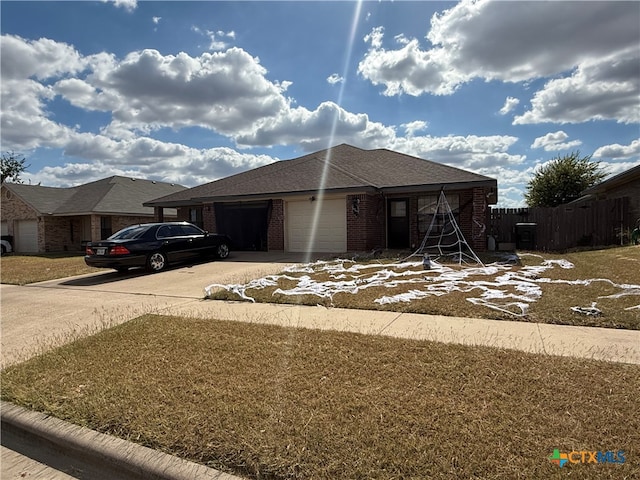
1, 0, 639, 207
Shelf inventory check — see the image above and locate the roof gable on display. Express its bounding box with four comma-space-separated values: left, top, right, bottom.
2, 183, 75, 214
582, 164, 640, 195
3, 176, 185, 215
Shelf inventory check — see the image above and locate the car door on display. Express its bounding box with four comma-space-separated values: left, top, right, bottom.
178, 224, 208, 258
156, 225, 190, 262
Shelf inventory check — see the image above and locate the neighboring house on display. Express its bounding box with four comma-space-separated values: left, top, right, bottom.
578, 163, 640, 227
1, 176, 185, 253
146, 144, 498, 253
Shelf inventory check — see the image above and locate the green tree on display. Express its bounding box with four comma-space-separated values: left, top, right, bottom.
524, 151, 606, 207
1, 151, 29, 184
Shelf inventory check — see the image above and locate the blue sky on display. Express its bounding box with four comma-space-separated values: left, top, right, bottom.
1, 0, 638, 206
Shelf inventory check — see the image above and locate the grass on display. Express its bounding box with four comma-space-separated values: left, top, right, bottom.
208, 246, 640, 330
2, 314, 638, 479
0, 253, 100, 285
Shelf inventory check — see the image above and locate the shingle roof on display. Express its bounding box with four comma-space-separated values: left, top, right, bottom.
581, 163, 640, 195
147, 144, 496, 206
4, 176, 185, 215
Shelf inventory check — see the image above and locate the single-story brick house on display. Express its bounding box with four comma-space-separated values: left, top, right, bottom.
1, 176, 185, 252
146, 144, 498, 253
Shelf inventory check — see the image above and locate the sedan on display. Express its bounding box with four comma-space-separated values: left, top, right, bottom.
85, 222, 232, 273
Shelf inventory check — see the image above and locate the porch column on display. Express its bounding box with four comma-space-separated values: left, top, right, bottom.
155, 207, 164, 222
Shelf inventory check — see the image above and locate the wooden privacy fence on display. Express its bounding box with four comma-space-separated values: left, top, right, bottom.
490, 197, 630, 251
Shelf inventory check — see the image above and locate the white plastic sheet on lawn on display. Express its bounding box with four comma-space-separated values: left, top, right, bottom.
204, 254, 640, 317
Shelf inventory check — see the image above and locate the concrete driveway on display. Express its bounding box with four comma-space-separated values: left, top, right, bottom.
1, 251, 308, 367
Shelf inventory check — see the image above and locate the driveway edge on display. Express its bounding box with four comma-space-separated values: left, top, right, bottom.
0, 401, 242, 480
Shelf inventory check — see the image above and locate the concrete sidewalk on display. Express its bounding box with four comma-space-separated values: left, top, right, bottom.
162, 299, 640, 365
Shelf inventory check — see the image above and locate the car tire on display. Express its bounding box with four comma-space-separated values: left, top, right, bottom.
146, 251, 168, 272
1, 245, 5, 256
216, 243, 230, 259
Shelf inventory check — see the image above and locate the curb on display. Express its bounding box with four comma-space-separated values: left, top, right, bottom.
1, 401, 243, 480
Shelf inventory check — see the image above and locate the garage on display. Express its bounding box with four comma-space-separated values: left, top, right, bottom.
215, 201, 270, 251
286, 197, 346, 252
1, 221, 7, 236
15, 219, 38, 252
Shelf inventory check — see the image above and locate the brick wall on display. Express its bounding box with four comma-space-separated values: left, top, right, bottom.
459, 189, 473, 246
471, 187, 489, 252
267, 199, 284, 251
176, 207, 190, 222
203, 203, 216, 233
347, 193, 385, 251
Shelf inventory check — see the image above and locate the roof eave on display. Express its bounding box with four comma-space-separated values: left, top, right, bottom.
186, 186, 378, 204
380, 179, 497, 195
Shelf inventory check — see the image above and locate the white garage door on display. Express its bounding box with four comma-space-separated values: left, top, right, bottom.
287, 198, 346, 252
15, 219, 38, 252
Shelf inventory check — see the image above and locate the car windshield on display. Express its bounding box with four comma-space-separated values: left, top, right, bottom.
108, 225, 150, 240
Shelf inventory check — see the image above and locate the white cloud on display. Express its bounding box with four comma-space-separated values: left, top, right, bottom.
499, 97, 519, 115
0, 35, 86, 80
531, 131, 582, 151
390, 134, 525, 170
104, 0, 137, 12
402, 120, 428, 137
235, 101, 395, 151
83, 47, 289, 137
153, 16, 161, 25
327, 73, 344, 85
199, 29, 236, 51
24, 139, 277, 188
593, 139, 640, 160
358, 0, 639, 124
363, 26, 384, 49
514, 51, 639, 124
359, 33, 466, 96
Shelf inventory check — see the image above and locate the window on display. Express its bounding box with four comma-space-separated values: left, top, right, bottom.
180, 224, 204, 236
390, 200, 407, 217
417, 194, 459, 234
189, 207, 204, 228
109, 225, 149, 240
156, 225, 173, 238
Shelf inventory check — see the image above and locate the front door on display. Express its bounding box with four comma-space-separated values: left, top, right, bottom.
387, 199, 410, 249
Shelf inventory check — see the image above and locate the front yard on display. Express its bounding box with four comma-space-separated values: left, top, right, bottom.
207, 246, 640, 330
2, 314, 638, 479
2, 246, 638, 478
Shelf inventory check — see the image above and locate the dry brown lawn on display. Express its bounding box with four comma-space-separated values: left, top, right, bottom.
209, 246, 640, 330
0, 253, 99, 285
2, 315, 638, 479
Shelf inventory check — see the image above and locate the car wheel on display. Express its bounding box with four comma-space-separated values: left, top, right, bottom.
147, 251, 168, 272
216, 243, 230, 259
0, 245, 5, 256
